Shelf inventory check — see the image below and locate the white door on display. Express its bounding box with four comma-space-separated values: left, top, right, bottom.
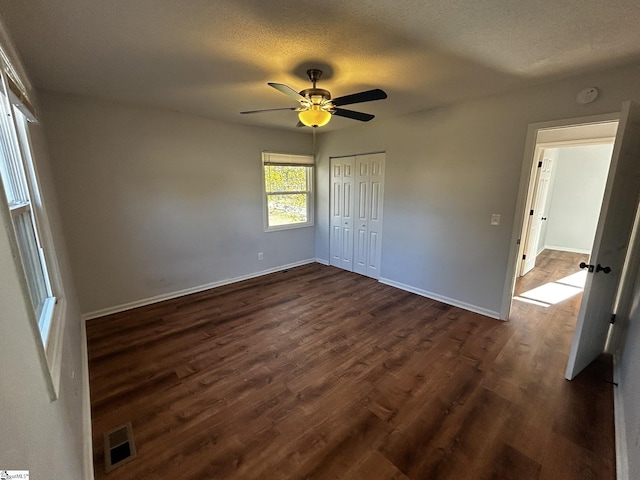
353, 157, 369, 276
566, 101, 640, 379
330, 157, 355, 270
353, 153, 385, 278
520, 149, 554, 275
366, 153, 385, 278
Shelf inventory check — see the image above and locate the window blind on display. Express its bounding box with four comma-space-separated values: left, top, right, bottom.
262, 152, 314, 166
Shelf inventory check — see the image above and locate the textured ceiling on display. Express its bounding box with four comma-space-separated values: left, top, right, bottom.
1, 0, 640, 132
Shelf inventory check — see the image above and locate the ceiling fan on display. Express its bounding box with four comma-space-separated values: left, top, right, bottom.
240, 69, 387, 128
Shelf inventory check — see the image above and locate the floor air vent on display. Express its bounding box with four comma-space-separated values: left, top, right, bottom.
104, 422, 136, 473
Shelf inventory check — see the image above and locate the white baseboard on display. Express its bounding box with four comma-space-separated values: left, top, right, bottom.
613, 353, 629, 480
80, 318, 95, 479
81, 259, 317, 321
378, 277, 501, 320
315, 257, 329, 266
543, 245, 592, 255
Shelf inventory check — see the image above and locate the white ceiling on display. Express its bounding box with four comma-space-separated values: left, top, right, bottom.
1, 0, 640, 132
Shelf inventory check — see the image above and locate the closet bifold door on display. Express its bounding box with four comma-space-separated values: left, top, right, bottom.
330, 156, 355, 271
353, 153, 385, 279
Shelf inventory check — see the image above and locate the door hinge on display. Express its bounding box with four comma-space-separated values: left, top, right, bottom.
516, 238, 521, 245
522, 254, 527, 260
538, 161, 543, 168
610, 314, 616, 325
529, 209, 534, 216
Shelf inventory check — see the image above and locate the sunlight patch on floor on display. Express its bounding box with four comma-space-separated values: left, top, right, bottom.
556, 270, 588, 288
513, 271, 587, 308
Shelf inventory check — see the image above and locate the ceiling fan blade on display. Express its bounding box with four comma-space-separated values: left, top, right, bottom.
268, 82, 307, 103
332, 108, 375, 122
332, 88, 387, 107
240, 107, 299, 114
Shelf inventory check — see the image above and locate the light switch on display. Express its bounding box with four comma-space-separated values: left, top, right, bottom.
490, 214, 501, 226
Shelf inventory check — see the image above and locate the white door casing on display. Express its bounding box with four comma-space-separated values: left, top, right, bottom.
330, 157, 355, 270
566, 101, 640, 380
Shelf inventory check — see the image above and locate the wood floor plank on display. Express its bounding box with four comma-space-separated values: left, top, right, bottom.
87, 252, 614, 479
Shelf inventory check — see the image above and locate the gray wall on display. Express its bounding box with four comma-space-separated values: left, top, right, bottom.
40, 92, 316, 316
316, 63, 640, 317
0, 116, 87, 478
0, 20, 88, 479
542, 144, 612, 253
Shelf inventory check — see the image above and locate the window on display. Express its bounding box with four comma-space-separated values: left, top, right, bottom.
262, 152, 314, 230
0, 69, 57, 346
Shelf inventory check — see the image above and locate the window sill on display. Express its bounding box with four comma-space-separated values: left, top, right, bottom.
265, 222, 314, 232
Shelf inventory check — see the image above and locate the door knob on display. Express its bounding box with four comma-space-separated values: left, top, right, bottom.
596, 264, 611, 274
579, 262, 594, 272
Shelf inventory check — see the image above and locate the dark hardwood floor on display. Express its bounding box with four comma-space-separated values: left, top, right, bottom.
86, 251, 614, 479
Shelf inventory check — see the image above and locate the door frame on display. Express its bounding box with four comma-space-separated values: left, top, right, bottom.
518, 137, 616, 277
500, 112, 620, 320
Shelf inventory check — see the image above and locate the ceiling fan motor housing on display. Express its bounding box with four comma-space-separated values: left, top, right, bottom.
300, 88, 331, 104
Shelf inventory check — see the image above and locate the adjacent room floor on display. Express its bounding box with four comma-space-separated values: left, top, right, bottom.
86, 253, 614, 479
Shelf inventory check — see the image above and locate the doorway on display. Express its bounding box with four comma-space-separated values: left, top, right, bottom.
503, 116, 620, 318
503, 115, 622, 372
511, 128, 616, 340
518, 127, 616, 280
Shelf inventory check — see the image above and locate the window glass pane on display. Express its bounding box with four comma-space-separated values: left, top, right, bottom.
12, 209, 48, 319
265, 165, 308, 193
0, 91, 29, 205
267, 193, 308, 226
0, 84, 53, 339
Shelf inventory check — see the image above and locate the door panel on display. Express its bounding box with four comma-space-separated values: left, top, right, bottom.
354, 156, 369, 276
329, 164, 342, 267
366, 154, 385, 278
330, 157, 355, 270
341, 161, 354, 270
566, 101, 640, 379
357, 182, 367, 221
521, 151, 553, 275
371, 182, 381, 221
341, 226, 353, 268
368, 231, 380, 275
354, 226, 367, 275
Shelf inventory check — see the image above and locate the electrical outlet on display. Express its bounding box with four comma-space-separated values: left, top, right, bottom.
490, 214, 501, 226
258, 252, 263, 261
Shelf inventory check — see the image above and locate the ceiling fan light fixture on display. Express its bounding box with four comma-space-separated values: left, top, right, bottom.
298, 106, 331, 127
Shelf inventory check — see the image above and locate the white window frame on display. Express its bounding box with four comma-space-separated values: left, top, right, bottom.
262, 152, 314, 231
0, 61, 66, 399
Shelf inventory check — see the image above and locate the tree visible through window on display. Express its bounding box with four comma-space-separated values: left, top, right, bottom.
262, 153, 314, 230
